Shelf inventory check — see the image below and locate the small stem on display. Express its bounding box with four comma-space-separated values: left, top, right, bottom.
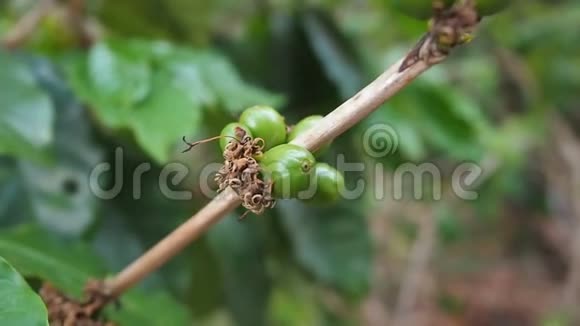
289, 58, 430, 151
392, 212, 435, 326
105, 188, 241, 297
551, 116, 580, 318
181, 135, 238, 153
1, 0, 55, 49
104, 51, 444, 298
66, 0, 95, 47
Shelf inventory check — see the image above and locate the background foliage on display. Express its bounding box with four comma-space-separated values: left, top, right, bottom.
0, 0, 579, 325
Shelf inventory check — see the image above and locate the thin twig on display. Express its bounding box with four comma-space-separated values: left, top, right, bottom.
392, 211, 435, 326
101, 0, 491, 295
551, 116, 580, 319
103, 55, 434, 298
1, 0, 55, 49
106, 187, 241, 297
288, 58, 430, 151
66, 0, 101, 47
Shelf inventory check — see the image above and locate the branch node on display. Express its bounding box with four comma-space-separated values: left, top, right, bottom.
399, 0, 481, 72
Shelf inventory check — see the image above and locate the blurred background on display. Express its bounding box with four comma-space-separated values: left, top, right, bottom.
0, 0, 579, 325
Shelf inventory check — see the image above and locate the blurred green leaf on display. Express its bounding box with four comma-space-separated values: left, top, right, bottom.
0, 58, 103, 236
413, 84, 488, 159
364, 107, 427, 161
0, 224, 107, 297
483, 115, 542, 163
67, 39, 282, 163
130, 68, 202, 163
0, 224, 193, 324
28, 12, 78, 55
268, 269, 323, 326
276, 200, 372, 299
97, 0, 178, 40
435, 204, 465, 245
437, 292, 466, 315
0, 159, 27, 228
509, 4, 580, 52
541, 313, 572, 326
163, 0, 218, 44
91, 207, 151, 279
378, 79, 490, 161
207, 215, 270, 326
92, 201, 223, 316
97, 157, 219, 306
88, 42, 152, 108
186, 236, 223, 316
16, 159, 98, 236
0, 51, 53, 160
198, 53, 284, 113
108, 290, 192, 326
264, 11, 342, 113
0, 256, 49, 326
301, 9, 365, 99
390, 116, 426, 160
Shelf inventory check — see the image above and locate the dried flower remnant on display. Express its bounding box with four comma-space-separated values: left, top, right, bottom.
214, 127, 275, 218
400, 0, 481, 72
40, 280, 116, 326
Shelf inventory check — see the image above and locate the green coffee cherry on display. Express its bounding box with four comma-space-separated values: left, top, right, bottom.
259, 144, 316, 199
288, 115, 331, 157
219, 122, 253, 152
239, 105, 286, 151
302, 163, 344, 204
476, 0, 511, 16
390, 0, 454, 20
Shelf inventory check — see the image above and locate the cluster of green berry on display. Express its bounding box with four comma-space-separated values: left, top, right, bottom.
219, 106, 344, 205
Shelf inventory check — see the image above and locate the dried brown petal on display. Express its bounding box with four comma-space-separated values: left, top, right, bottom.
215, 133, 274, 217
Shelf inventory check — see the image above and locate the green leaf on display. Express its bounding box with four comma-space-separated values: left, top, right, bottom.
391, 117, 426, 160
130, 69, 202, 162
509, 4, 580, 51
0, 225, 193, 325
276, 200, 372, 299
207, 215, 271, 326
97, 0, 176, 39
66, 39, 281, 163
67, 40, 200, 163
92, 198, 223, 315
198, 52, 285, 113
164, 55, 218, 108
0, 51, 54, 160
108, 290, 192, 326
91, 207, 152, 278
163, 0, 219, 44
435, 204, 464, 245
301, 9, 365, 99
0, 158, 31, 228
0, 58, 103, 236
382, 79, 490, 160
88, 42, 152, 109
268, 270, 323, 326
365, 107, 426, 161
0, 256, 49, 326
0, 224, 107, 297
413, 87, 482, 159
95, 160, 219, 306
16, 159, 99, 236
